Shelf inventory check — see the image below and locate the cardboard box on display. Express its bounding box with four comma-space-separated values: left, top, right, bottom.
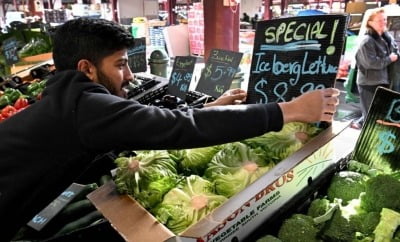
88, 121, 357, 242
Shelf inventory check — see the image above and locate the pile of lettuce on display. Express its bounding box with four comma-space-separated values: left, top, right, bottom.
113, 122, 323, 234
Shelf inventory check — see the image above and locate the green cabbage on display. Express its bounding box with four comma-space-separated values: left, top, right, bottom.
169, 145, 222, 176
114, 150, 179, 209
152, 175, 227, 234
204, 142, 274, 198
243, 122, 322, 162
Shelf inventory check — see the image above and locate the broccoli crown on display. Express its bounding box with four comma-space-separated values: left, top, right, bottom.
256, 234, 282, 242
349, 211, 381, 236
327, 171, 368, 205
277, 214, 320, 242
361, 174, 400, 212
321, 209, 357, 242
307, 198, 331, 218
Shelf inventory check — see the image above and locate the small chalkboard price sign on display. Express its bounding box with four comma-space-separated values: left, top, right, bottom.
27, 183, 87, 231
168, 56, 196, 99
128, 37, 147, 73
2, 37, 19, 65
246, 14, 348, 104
352, 87, 400, 172
196, 48, 243, 98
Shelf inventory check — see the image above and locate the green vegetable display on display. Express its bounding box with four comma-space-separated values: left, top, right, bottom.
255, 158, 400, 242
326, 171, 368, 205
114, 150, 179, 209
243, 122, 322, 162
152, 175, 227, 234
204, 142, 273, 198
168, 145, 222, 176
360, 174, 400, 213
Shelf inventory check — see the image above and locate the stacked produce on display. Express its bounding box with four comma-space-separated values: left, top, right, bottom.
113, 122, 323, 234
255, 159, 400, 242
0, 78, 47, 122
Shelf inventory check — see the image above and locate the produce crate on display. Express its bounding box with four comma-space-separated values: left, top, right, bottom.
128, 73, 215, 107
88, 120, 355, 242
247, 86, 400, 241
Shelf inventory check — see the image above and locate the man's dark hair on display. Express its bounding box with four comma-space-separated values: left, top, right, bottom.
52, 18, 135, 71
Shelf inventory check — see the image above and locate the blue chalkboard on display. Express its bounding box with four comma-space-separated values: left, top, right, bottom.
168, 56, 196, 99
128, 37, 147, 73
196, 48, 243, 98
2, 37, 19, 65
246, 14, 348, 104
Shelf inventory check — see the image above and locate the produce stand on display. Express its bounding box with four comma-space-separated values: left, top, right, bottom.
88, 120, 355, 242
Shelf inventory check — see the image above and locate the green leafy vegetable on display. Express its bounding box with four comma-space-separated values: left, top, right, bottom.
152, 175, 227, 234
204, 142, 273, 198
168, 145, 221, 176
114, 150, 179, 209
243, 122, 322, 162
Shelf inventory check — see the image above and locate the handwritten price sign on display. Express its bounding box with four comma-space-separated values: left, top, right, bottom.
352, 87, 400, 172
246, 15, 348, 104
196, 48, 243, 98
2, 37, 19, 65
127, 37, 146, 73
167, 56, 196, 99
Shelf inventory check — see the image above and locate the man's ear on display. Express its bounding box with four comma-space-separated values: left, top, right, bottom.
77, 59, 96, 81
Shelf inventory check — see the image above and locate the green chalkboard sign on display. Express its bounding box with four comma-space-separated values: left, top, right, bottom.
2, 37, 19, 65
246, 14, 348, 104
352, 87, 400, 172
128, 37, 147, 73
196, 48, 243, 98
168, 56, 196, 99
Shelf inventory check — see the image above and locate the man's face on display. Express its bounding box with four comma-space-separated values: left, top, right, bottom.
94, 49, 134, 98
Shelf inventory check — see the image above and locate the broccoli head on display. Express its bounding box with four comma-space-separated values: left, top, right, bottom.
360, 174, 400, 212
256, 234, 282, 242
349, 211, 381, 238
307, 198, 331, 218
277, 214, 321, 242
327, 171, 368, 205
321, 208, 357, 242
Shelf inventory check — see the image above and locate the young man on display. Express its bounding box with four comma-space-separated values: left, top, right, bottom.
0, 18, 339, 240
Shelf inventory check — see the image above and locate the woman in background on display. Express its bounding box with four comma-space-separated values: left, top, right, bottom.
353, 7, 399, 129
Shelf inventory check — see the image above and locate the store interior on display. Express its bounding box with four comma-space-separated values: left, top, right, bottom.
1, 0, 400, 241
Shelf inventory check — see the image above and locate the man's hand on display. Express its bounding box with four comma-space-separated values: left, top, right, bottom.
278, 88, 340, 123
336, 59, 350, 79
204, 88, 247, 107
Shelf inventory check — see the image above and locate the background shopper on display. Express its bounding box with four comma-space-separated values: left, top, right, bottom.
353, 7, 399, 129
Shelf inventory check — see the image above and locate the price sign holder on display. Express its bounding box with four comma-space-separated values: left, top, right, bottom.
167, 56, 196, 99
2, 37, 19, 65
246, 14, 348, 104
352, 87, 400, 172
195, 48, 243, 98
27, 183, 87, 231
128, 37, 147, 73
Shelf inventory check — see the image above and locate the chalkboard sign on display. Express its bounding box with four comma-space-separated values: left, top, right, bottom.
168, 56, 196, 99
352, 87, 400, 172
27, 183, 87, 231
128, 37, 147, 73
2, 37, 19, 65
246, 15, 348, 104
196, 48, 243, 98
